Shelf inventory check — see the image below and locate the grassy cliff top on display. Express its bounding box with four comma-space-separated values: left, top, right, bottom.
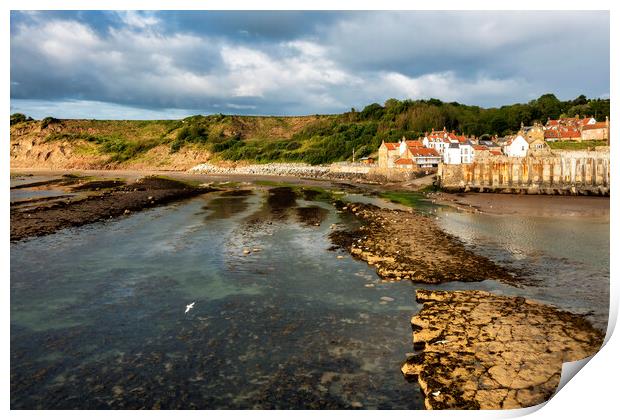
10, 95, 610, 165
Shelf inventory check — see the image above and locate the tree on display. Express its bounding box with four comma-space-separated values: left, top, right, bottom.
535, 94, 563, 120
10, 113, 32, 125
360, 103, 384, 120
41, 116, 60, 129
571, 94, 588, 106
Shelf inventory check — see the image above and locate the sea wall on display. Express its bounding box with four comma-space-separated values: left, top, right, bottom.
189, 162, 430, 182
438, 151, 610, 195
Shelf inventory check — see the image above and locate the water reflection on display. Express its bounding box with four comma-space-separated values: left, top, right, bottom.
436, 208, 609, 331
11, 188, 421, 409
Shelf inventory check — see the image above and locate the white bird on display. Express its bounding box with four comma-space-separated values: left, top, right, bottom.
185, 302, 195, 314
432, 391, 441, 397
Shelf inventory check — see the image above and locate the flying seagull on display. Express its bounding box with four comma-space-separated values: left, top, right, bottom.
185, 302, 195, 314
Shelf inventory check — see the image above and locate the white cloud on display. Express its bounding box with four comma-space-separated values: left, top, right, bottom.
118, 11, 160, 28
220, 41, 359, 100
14, 20, 102, 65
380, 71, 526, 103
10, 11, 609, 118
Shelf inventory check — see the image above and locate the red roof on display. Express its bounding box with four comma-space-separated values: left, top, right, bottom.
383, 142, 399, 150
473, 145, 489, 151
490, 150, 502, 156
582, 122, 607, 130
447, 133, 467, 142
408, 147, 440, 157
562, 129, 581, 138
393, 158, 414, 165
544, 129, 559, 139
546, 128, 581, 139
546, 117, 595, 129
405, 140, 424, 148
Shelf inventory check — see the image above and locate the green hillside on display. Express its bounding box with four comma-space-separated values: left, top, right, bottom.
10, 94, 610, 165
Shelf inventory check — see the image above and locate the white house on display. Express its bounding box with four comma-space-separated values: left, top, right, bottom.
443, 141, 475, 164
443, 143, 461, 164
460, 141, 474, 163
503, 134, 529, 158
423, 129, 452, 156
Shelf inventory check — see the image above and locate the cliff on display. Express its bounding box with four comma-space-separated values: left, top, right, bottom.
9, 115, 327, 171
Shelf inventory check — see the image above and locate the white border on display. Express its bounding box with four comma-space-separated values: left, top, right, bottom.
2, 1, 616, 419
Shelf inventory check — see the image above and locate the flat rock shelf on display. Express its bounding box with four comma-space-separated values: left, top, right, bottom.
329, 202, 518, 285
401, 290, 604, 410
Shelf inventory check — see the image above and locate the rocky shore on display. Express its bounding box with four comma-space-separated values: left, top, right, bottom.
10, 176, 214, 241
329, 202, 517, 284
401, 290, 604, 409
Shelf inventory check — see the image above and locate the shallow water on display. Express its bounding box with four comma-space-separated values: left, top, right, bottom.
10, 176, 75, 203
10, 175, 57, 188
10, 186, 610, 409
434, 207, 610, 331
11, 189, 422, 409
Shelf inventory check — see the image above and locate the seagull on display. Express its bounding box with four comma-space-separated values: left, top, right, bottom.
432, 391, 441, 397
185, 302, 195, 314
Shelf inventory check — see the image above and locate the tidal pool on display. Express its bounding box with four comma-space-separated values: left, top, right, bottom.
10, 175, 80, 204
11, 188, 422, 409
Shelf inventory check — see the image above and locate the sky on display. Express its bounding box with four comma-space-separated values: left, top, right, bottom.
9, 10, 610, 119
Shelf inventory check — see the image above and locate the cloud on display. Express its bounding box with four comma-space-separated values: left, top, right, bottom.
379, 71, 526, 104
10, 11, 610, 118
117, 11, 159, 28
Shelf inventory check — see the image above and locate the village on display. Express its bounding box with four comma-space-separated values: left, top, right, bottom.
376, 116, 610, 170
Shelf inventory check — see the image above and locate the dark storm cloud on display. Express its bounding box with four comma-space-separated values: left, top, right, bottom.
9, 10, 610, 119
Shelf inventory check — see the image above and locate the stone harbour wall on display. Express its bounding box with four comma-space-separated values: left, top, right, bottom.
438, 151, 610, 195
190, 162, 431, 182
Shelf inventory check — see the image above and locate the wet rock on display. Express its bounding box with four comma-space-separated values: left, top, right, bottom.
329, 202, 518, 285
401, 290, 604, 410
11, 176, 214, 241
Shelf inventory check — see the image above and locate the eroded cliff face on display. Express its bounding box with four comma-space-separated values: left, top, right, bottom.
10, 121, 213, 171
11, 124, 105, 169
